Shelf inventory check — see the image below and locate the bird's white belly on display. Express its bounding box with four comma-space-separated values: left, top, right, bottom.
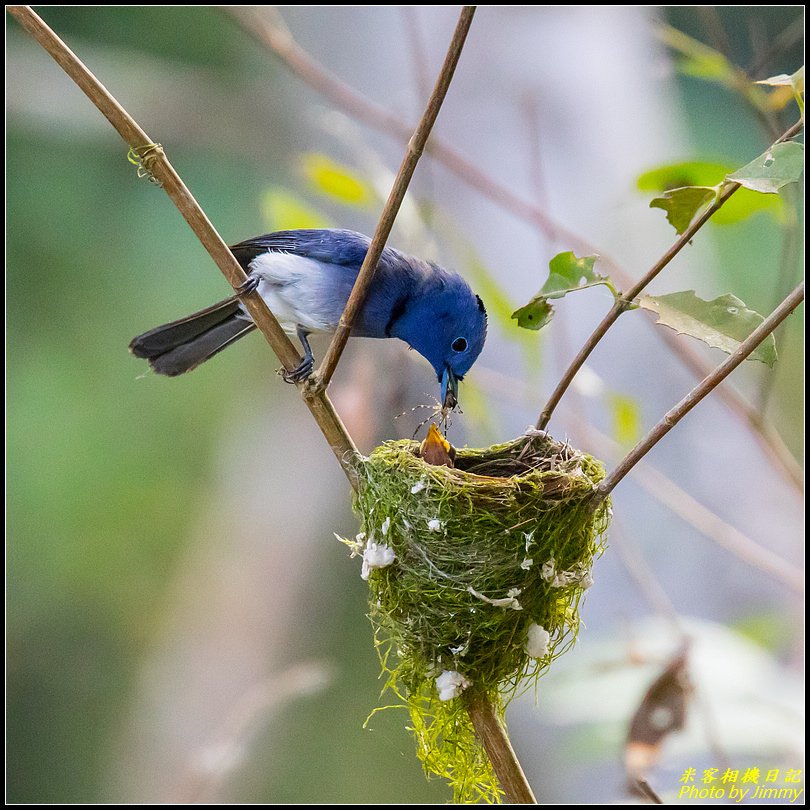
241, 252, 339, 334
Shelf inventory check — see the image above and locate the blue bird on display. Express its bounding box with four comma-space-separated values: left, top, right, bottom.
130, 229, 487, 408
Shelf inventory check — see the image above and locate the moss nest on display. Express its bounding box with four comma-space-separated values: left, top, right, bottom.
350, 430, 611, 802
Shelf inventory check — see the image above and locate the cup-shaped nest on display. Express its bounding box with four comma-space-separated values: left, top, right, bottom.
353, 431, 611, 802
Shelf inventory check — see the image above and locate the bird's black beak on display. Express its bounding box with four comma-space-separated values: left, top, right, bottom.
441, 366, 458, 410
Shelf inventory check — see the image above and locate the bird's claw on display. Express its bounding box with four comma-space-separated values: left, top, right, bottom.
282, 357, 314, 384
235, 274, 260, 297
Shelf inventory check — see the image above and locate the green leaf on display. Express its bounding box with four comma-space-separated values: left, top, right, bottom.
638, 161, 784, 225
639, 291, 777, 367
542, 252, 609, 298
261, 186, 332, 231
637, 160, 730, 192
649, 185, 719, 234
512, 298, 554, 330
608, 394, 641, 447
300, 153, 374, 207
512, 252, 616, 330
727, 142, 805, 194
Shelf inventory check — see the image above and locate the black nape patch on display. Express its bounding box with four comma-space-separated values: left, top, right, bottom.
385, 293, 411, 337
476, 294, 487, 316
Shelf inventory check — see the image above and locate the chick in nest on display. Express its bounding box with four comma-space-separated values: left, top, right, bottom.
419, 423, 456, 468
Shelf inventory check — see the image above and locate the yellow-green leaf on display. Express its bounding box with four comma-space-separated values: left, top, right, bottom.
658, 24, 735, 83
637, 161, 784, 225
639, 291, 777, 367
609, 393, 641, 447
649, 185, 719, 234
300, 153, 374, 207
637, 161, 730, 192
656, 24, 770, 113
261, 186, 332, 231
512, 252, 616, 331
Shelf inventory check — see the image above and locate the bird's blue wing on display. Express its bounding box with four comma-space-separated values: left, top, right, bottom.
228, 228, 433, 340
230, 229, 372, 269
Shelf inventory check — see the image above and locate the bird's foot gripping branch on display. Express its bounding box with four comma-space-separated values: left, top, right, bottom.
340, 431, 612, 803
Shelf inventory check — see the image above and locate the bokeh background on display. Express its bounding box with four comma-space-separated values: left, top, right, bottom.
7, 6, 803, 803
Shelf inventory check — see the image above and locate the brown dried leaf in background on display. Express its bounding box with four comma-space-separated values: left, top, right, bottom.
625, 649, 691, 782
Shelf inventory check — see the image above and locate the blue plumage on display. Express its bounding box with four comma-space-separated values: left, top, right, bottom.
130, 229, 487, 407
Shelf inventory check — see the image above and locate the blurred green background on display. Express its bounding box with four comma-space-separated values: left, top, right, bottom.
7, 6, 803, 803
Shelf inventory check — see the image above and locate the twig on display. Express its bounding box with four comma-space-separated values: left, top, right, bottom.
748, 14, 805, 76
657, 23, 781, 141
536, 119, 804, 433
634, 777, 664, 805
609, 517, 683, 632
660, 17, 804, 424
6, 5, 362, 489
10, 6, 539, 804
232, 6, 804, 494
308, 7, 534, 799
600, 439, 803, 594
478, 361, 803, 598
536, 116, 804, 432
400, 6, 436, 231
6, 7, 296, 367
656, 322, 804, 491
464, 690, 537, 804
594, 282, 805, 502
169, 661, 333, 803
756, 181, 803, 415
533, 180, 740, 433
400, 7, 433, 116
226, 6, 586, 253
523, 101, 753, 671
315, 6, 476, 389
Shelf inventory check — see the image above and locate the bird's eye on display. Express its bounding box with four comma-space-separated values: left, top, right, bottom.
452, 337, 467, 352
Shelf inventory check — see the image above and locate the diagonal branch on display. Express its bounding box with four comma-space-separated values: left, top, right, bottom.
657, 326, 804, 491
535, 184, 739, 432
586, 429, 804, 594
234, 5, 803, 493
7, 4, 360, 487
464, 690, 536, 804
315, 6, 476, 389
535, 119, 804, 433
10, 6, 538, 804
475, 363, 803, 594
594, 282, 805, 502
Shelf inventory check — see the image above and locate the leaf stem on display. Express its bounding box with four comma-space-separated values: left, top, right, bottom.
594, 282, 804, 503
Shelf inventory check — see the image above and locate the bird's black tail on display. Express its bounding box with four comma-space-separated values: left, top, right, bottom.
129, 298, 256, 376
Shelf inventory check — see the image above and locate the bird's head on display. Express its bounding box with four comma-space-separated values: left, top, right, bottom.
392, 272, 487, 409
